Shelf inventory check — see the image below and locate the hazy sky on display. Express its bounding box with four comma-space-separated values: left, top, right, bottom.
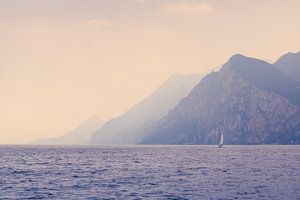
1, 0, 300, 144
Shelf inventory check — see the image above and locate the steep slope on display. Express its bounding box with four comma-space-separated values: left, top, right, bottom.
274, 51, 300, 82
30, 115, 104, 145
90, 74, 204, 144
142, 55, 300, 144
226, 54, 300, 106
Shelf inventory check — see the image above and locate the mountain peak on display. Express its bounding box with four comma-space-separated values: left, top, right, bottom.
223, 53, 274, 72
275, 51, 300, 64
142, 53, 300, 145
29, 115, 104, 145
286, 51, 300, 56
274, 51, 300, 82
220, 53, 300, 106
225, 54, 259, 68
229, 53, 249, 60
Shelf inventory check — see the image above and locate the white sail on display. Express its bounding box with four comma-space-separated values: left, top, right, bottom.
218, 132, 224, 148
220, 132, 224, 145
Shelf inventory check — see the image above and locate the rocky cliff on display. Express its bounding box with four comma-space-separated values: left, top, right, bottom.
142, 55, 300, 144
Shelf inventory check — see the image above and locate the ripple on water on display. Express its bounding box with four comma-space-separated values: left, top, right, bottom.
0, 145, 299, 199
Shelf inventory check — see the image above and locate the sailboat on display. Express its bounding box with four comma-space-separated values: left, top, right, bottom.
218, 132, 224, 148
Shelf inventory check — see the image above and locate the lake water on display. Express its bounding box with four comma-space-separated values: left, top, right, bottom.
0, 145, 299, 199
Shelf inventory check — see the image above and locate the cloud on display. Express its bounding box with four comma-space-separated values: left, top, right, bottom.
166, 2, 213, 14
83, 19, 112, 31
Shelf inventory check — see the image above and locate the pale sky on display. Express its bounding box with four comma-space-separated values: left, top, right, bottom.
1, 0, 300, 144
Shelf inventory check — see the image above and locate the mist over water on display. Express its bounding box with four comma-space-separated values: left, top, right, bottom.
1, 145, 299, 199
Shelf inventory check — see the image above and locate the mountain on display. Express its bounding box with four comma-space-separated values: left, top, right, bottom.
30, 115, 104, 145
142, 54, 300, 144
274, 51, 300, 82
90, 74, 205, 144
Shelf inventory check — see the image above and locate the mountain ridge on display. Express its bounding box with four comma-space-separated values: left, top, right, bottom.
274, 51, 300, 82
30, 115, 104, 145
141, 54, 300, 144
90, 73, 205, 144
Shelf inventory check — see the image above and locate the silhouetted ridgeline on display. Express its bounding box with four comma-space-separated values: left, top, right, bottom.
30, 115, 104, 145
141, 53, 300, 144
274, 51, 300, 82
88, 52, 300, 145
91, 74, 205, 144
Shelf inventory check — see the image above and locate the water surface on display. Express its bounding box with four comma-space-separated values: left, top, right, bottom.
0, 145, 299, 199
